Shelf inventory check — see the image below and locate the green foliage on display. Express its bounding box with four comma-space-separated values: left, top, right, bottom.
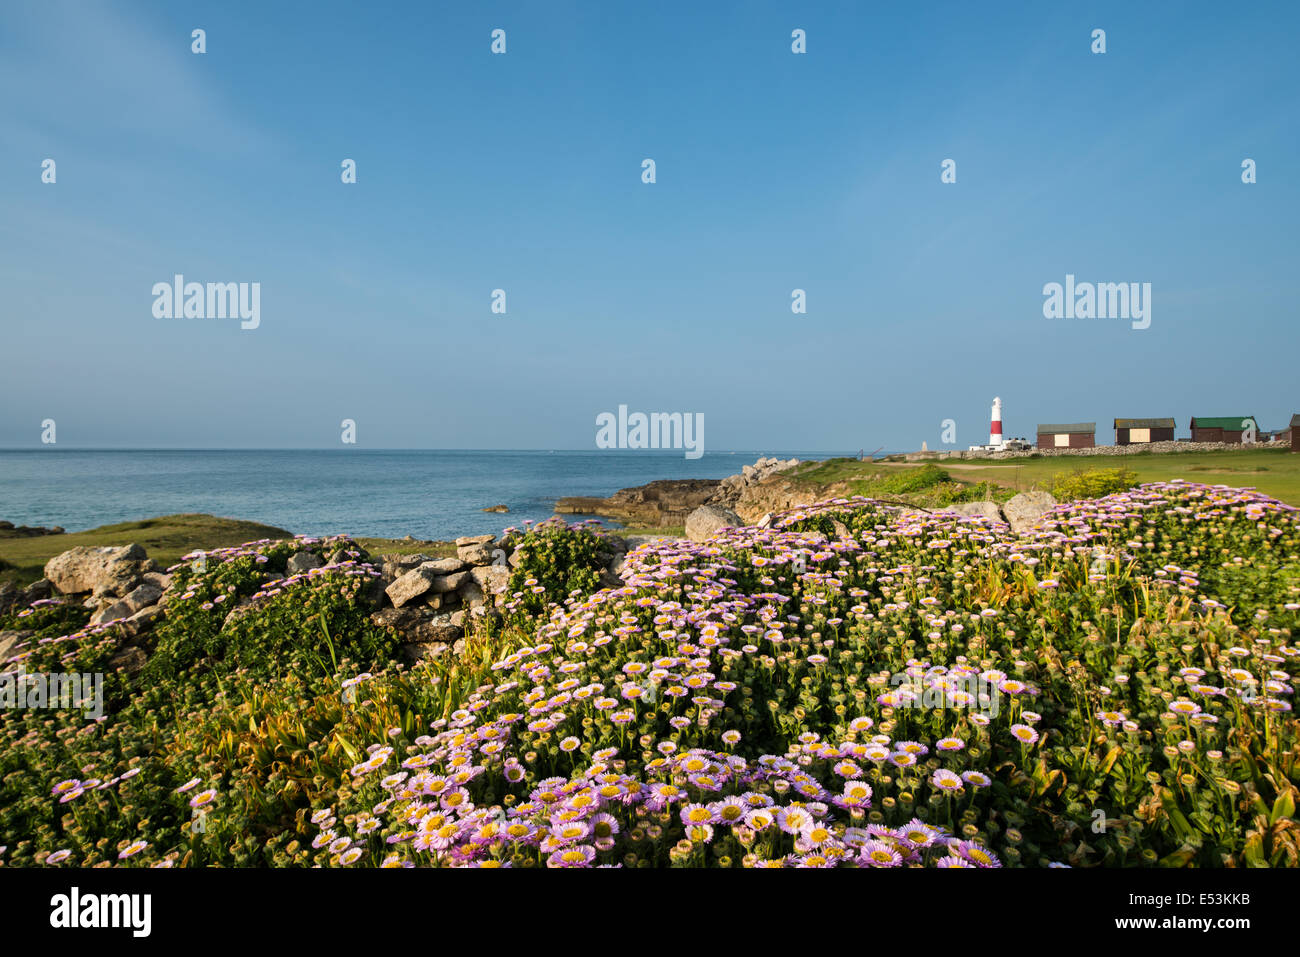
3, 485, 1298, 869
145, 541, 397, 686
876, 463, 951, 494
500, 519, 614, 623
1050, 467, 1139, 501
0, 599, 91, 641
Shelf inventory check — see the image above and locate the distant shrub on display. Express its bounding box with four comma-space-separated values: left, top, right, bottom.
877, 464, 950, 495
1050, 466, 1139, 501
941, 480, 1013, 506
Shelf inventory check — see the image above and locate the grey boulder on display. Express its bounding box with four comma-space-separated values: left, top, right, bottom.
685, 505, 744, 543
1003, 491, 1059, 534
44, 544, 148, 597
287, 551, 325, 575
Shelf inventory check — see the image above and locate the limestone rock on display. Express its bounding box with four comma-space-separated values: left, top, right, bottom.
429, 571, 471, 594
685, 505, 744, 543
555, 479, 722, 527
121, 604, 166, 638
122, 582, 163, 613
381, 554, 431, 578
22, 579, 54, 604
221, 594, 275, 631
108, 646, 148, 676
469, 565, 510, 597
0, 630, 34, 663
944, 501, 1006, 523
93, 580, 166, 625
371, 606, 462, 645
1003, 491, 1058, 534
141, 571, 173, 591
710, 458, 803, 508
91, 600, 131, 626
44, 544, 147, 597
457, 542, 498, 566
458, 579, 486, 607
421, 557, 466, 575
287, 551, 324, 575
386, 566, 438, 608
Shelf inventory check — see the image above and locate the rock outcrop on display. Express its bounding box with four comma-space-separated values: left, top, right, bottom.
0, 629, 32, 663
0, 521, 64, 538
90, 581, 164, 625
556, 479, 722, 527
553, 457, 802, 529
685, 505, 744, 542
940, 501, 1006, 523
286, 551, 324, 575
731, 477, 851, 525
1002, 491, 1059, 534
5, 543, 174, 677
711, 457, 801, 508
44, 544, 151, 598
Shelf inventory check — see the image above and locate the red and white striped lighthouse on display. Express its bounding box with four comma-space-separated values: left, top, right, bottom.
989, 396, 1003, 448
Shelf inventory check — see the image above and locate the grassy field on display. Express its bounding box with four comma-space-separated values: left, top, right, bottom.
786, 460, 1012, 506
0, 514, 293, 586
790, 447, 1300, 506
941, 446, 1300, 504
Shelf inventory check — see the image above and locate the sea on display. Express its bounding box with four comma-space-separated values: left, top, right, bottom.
0, 449, 863, 541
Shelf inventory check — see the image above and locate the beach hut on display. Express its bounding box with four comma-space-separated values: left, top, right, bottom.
1036, 423, 1096, 450
1190, 416, 1258, 444
1115, 417, 1175, 445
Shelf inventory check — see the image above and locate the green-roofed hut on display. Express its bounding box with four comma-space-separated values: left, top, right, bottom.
1190, 416, 1259, 444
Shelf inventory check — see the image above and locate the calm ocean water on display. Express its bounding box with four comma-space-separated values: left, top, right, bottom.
0, 450, 860, 540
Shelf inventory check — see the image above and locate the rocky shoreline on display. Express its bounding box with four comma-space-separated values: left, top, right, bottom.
0, 527, 634, 673
6, 441, 1274, 671
0, 452, 1073, 680
555, 456, 802, 527
0, 520, 65, 538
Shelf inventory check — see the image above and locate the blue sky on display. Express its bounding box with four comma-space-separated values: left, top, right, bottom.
2, 0, 1296, 450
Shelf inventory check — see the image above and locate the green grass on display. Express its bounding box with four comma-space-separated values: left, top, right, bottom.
0, 513, 292, 586
948, 446, 1300, 505
789, 449, 1300, 507
787, 459, 1012, 507
787, 457, 892, 486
